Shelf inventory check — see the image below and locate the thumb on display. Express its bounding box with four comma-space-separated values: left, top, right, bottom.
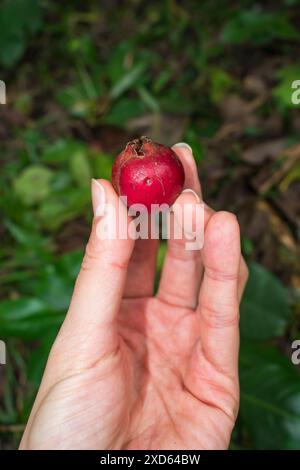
19, 180, 134, 444
58, 179, 135, 361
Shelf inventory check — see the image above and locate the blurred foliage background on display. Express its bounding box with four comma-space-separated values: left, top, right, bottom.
0, 0, 300, 450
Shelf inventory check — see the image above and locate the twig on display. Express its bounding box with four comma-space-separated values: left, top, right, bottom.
0, 424, 25, 433
257, 142, 300, 194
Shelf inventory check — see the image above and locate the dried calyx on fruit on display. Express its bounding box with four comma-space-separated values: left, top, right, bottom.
112, 136, 185, 211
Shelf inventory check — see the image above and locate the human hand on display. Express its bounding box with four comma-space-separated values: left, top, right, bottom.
20, 144, 248, 450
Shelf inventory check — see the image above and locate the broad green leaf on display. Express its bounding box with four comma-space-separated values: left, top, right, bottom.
57, 84, 95, 118
69, 150, 92, 187
0, 0, 43, 68
22, 265, 73, 312
183, 128, 204, 164
13, 166, 54, 206
240, 341, 300, 449
0, 298, 63, 339
240, 263, 291, 340
106, 41, 135, 84
104, 98, 145, 126
92, 152, 114, 180
0, 38, 24, 68
37, 187, 90, 230
27, 327, 59, 387
3, 212, 53, 261
22, 251, 82, 311
42, 139, 86, 164
56, 250, 82, 281
222, 10, 298, 45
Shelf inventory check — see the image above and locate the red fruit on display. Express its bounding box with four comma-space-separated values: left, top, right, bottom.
112, 136, 185, 211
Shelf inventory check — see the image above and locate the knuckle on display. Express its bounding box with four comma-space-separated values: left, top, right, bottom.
205, 265, 239, 283
201, 302, 240, 329
81, 238, 104, 271
217, 210, 238, 225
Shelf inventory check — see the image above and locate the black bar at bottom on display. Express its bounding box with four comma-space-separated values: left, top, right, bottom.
0, 450, 295, 466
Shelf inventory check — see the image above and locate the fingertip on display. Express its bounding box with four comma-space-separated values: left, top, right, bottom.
206, 211, 240, 247
203, 211, 241, 277
172, 143, 202, 196
172, 142, 193, 154
95, 178, 118, 199
91, 178, 106, 217
90, 176, 133, 254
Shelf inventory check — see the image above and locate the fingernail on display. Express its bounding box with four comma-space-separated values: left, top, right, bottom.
182, 188, 200, 203
91, 179, 105, 217
173, 142, 193, 153
173, 188, 203, 240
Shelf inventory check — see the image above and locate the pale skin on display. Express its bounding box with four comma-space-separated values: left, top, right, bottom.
20, 144, 248, 450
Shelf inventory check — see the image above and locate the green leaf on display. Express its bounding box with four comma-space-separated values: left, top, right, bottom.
106, 41, 135, 84
92, 152, 114, 180
0, 0, 43, 68
155, 242, 167, 292
57, 84, 94, 118
222, 10, 298, 45
42, 139, 85, 164
69, 150, 92, 187
27, 327, 59, 387
13, 166, 54, 206
153, 69, 172, 93
157, 242, 167, 273
240, 263, 291, 340
240, 341, 300, 449
273, 65, 300, 109
0, 298, 63, 339
104, 98, 145, 126
209, 67, 235, 104
56, 250, 82, 280
22, 251, 82, 312
23, 266, 72, 312
110, 63, 146, 100
137, 86, 160, 112
37, 187, 90, 230
183, 128, 204, 164
4, 218, 37, 246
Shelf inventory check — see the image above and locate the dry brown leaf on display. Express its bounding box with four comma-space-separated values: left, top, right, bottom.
242, 139, 286, 165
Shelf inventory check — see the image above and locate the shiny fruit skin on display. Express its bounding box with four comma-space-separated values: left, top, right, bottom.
112, 136, 185, 211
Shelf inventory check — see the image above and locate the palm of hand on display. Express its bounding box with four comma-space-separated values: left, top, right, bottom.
118, 297, 236, 450
27, 297, 236, 450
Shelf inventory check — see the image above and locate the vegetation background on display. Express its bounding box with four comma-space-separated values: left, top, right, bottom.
0, 0, 300, 450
